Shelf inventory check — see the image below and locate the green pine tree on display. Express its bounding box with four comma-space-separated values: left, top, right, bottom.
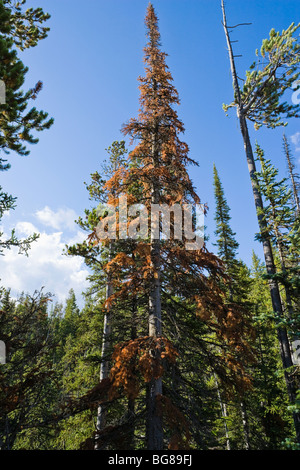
221, 0, 300, 442
282, 134, 300, 216
0, 0, 53, 256
0, 289, 57, 450
248, 252, 293, 449
0, 0, 53, 170
213, 164, 255, 449
255, 143, 299, 332
213, 163, 250, 302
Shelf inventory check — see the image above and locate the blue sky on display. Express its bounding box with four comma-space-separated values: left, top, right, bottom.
1, 0, 300, 306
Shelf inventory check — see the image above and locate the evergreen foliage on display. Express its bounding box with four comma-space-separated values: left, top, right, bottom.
0, 1, 300, 451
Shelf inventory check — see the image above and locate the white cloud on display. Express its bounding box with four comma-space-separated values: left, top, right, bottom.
0, 207, 90, 307
35, 206, 78, 231
15, 221, 39, 237
290, 132, 300, 152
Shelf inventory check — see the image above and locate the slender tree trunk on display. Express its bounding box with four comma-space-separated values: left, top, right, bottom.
95, 241, 113, 449
146, 120, 164, 451
214, 374, 231, 450
221, 0, 300, 443
240, 400, 250, 450
124, 270, 138, 450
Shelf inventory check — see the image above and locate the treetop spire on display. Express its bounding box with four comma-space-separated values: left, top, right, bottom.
145, 2, 161, 50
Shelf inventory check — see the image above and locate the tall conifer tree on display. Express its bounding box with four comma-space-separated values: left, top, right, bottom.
283, 134, 300, 216
102, 4, 201, 450
254, 143, 300, 334
221, 0, 300, 442
213, 164, 240, 298
88, 3, 255, 450
213, 164, 253, 449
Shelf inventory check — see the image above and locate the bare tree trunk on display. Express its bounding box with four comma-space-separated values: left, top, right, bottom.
95, 241, 113, 449
124, 280, 138, 450
240, 400, 250, 450
221, 0, 300, 443
214, 374, 231, 450
146, 120, 164, 451
146, 236, 163, 449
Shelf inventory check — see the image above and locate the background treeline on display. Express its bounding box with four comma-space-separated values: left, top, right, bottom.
0, 1, 300, 450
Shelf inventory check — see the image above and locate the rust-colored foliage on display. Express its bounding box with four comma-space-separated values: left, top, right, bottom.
30, 80, 43, 100
63, 377, 112, 416
0, 366, 55, 416
85, 3, 256, 445
156, 395, 191, 450
109, 336, 178, 400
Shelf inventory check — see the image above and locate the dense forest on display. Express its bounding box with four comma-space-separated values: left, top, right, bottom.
1, 0, 300, 452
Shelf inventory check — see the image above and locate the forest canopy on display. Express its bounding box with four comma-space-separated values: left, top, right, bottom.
0, 0, 300, 453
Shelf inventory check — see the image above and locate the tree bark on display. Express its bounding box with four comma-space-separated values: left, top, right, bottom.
240, 400, 251, 450
95, 241, 113, 449
146, 119, 164, 451
124, 277, 138, 450
214, 374, 231, 450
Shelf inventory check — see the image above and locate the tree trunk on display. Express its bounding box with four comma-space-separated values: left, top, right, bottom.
240, 400, 250, 450
95, 241, 113, 449
147, 249, 163, 449
124, 280, 138, 450
215, 374, 231, 450
146, 122, 164, 451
